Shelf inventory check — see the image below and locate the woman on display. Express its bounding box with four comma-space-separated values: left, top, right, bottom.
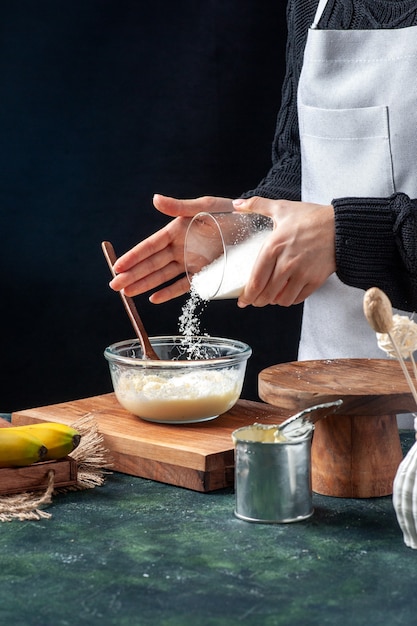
110, 0, 417, 362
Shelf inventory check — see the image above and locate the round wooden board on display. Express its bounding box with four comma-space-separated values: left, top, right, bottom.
258, 359, 414, 498
258, 358, 416, 416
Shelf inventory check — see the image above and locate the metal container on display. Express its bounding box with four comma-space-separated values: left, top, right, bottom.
232, 424, 313, 523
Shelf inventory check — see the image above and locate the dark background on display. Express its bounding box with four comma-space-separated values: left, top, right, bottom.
1, 1, 302, 413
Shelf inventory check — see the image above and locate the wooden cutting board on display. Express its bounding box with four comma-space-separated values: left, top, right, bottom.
11, 395, 288, 492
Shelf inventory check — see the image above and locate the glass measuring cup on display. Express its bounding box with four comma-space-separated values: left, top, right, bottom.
184, 211, 273, 300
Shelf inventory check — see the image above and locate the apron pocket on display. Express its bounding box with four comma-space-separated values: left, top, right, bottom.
298, 103, 395, 202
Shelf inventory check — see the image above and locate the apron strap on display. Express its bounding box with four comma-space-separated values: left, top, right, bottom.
311, 0, 330, 29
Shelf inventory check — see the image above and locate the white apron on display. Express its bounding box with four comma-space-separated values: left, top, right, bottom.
297, 0, 417, 361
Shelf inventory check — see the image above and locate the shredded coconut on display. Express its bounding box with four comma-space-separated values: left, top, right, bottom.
191, 230, 270, 300
377, 314, 417, 359
114, 368, 242, 422
177, 286, 210, 359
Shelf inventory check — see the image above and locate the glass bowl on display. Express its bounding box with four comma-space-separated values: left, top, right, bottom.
104, 336, 252, 424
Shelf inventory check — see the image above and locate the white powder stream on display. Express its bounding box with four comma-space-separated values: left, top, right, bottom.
178, 287, 209, 359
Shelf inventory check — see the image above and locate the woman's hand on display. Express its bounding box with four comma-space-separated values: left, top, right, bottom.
233, 196, 336, 308
109, 193, 233, 303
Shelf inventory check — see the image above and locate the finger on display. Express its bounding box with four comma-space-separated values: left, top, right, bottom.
122, 263, 185, 298
272, 277, 311, 307
292, 283, 316, 306
149, 275, 191, 304
238, 266, 279, 308
154, 194, 233, 217
111, 237, 169, 276
114, 258, 184, 298
111, 240, 184, 290
113, 214, 190, 276
238, 244, 288, 307
271, 280, 299, 307
232, 196, 277, 220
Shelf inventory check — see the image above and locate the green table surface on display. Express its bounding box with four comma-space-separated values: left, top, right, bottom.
1, 415, 416, 626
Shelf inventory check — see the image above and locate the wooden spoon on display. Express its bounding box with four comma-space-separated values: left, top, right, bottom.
101, 241, 160, 360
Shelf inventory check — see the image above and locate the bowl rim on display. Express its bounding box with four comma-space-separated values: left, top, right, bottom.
104, 335, 252, 368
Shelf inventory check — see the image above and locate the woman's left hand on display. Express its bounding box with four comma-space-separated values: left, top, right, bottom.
232, 196, 336, 308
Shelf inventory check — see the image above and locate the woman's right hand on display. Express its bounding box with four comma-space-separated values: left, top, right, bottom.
110, 193, 233, 303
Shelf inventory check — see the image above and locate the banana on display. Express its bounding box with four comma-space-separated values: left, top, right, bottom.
12, 422, 81, 461
0, 429, 47, 468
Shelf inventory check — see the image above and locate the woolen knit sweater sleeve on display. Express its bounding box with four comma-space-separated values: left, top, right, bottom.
242, 0, 417, 313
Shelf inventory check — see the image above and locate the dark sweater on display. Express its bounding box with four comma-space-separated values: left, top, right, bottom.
243, 0, 417, 312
